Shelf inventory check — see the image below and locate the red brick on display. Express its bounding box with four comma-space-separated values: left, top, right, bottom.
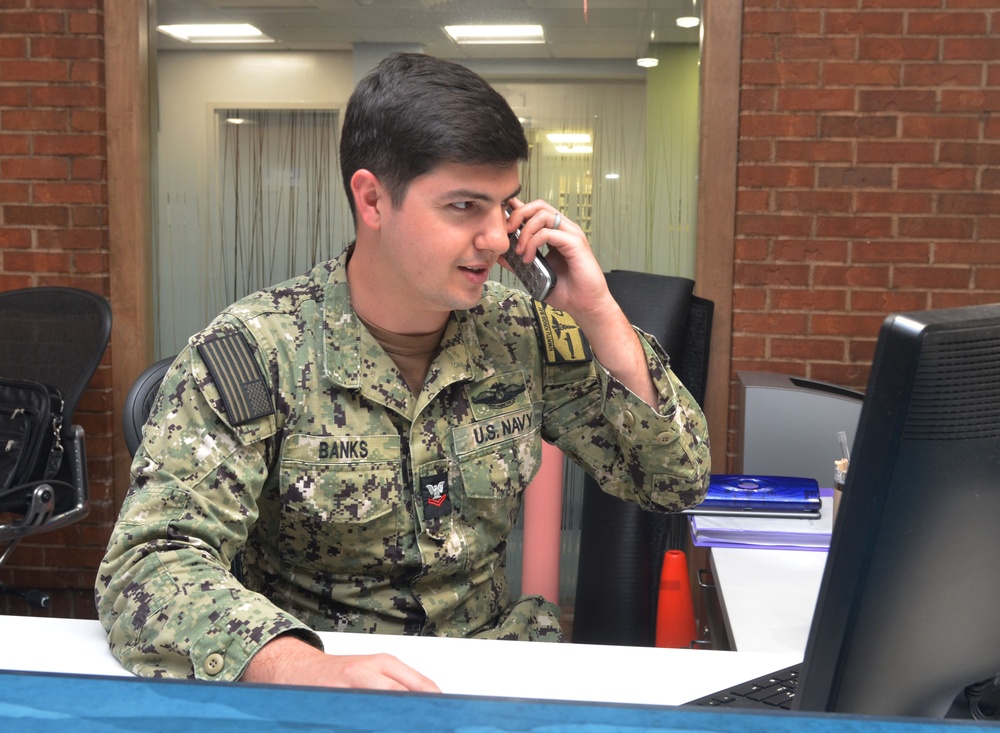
0, 178, 30, 201
31, 85, 103, 108
72, 251, 108, 273
852, 241, 931, 264
904, 63, 986, 87
777, 88, 856, 112
776, 37, 855, 61
854, 191, 932, 214
775, 190, 852, 212
820, 116, 897, 138
33, 133, 104, 155
742, 61, 820, 85
737, 190, 769, 212
851, 291, 929, 313
894, 265, 973, 289
0, 11, 64, 33
743, 10, 823, 35
771, 337, 846, 361
2, 157, 69, 179
811, 313, 886, 337
736, 213, 814, 237
817, 166, 893, 189
907, 12, 988, 35
939, 142, 1000, 166
2, 108, 68, 131
2, 205, 69, 226
30, 37, 102, 60
858, 89, 937, 112
0, 229, 32, 248
3, 250, 72, 272
773, 239, 849, 262
738, 164, 814, 188
941, 90, 1000, 114
898, 167, 976, 190
898, 217, 975, 240
816, 215, 893, 239
942, 37, 1000, 61
740, 88, 778, 112
733, 311, 809, 334
814, 264, 891, 288
0, 133, 30, 154
858, 37, 937, 61
772, 289, 848, 311
938, 192, 1000, 215
0, 37, 28, 57
776, 140, 853, 163
735, 262, 810, 287
740, 113, 818, 137
36, 228, 104, 250
901, 115, 981, 139
734, 238, 770, 261
0, 58, 69, 82
823, 62, 900, 86
936, 241, 1000, 264
825, 11, 904, 35
33, 182, 105, 204
0, 86, 30, 105
856, 140, 935, 164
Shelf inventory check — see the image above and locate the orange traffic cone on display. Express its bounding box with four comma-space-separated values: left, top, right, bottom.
655, 549, 698, 648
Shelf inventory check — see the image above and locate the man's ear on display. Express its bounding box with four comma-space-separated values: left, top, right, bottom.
351, 169, 385, 230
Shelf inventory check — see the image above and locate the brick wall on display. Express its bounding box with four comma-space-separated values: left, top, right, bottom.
0, 0, 109, 617
730, 0, 1000, 468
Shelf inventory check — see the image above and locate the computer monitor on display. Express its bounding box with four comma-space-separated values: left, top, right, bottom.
796, 303, 1000, 717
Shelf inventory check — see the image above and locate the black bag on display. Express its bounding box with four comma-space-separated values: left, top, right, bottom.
0, 378, 64, 491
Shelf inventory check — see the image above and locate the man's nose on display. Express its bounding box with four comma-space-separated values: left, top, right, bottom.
477, 210, 511, 256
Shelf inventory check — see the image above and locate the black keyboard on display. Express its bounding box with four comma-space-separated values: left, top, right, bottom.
687, 664, 802, 710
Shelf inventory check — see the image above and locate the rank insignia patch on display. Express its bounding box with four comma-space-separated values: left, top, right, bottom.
532, 301, 592, 365
420, 471, 452, 519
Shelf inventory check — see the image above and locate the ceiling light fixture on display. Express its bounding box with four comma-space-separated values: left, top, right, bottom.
676, 16, 700, 28
546, 133, 591, 144
636, 56, 658, 68
157, 24, 274, 44
444, 24, 545, 44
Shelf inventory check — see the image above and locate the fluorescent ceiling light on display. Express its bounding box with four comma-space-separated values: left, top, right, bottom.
546, 133, 591, 144
444, 24, 544, 44
636, 57, 659, 68
157, 24, 274, 43
676, 16, 700, 28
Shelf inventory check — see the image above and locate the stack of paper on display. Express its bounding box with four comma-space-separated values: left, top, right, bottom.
689, 493, 833, 551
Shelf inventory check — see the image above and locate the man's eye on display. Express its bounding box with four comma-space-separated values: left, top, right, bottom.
452, 201, 473, 210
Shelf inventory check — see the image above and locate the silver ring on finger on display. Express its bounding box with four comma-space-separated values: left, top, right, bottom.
552, 212, 562, 231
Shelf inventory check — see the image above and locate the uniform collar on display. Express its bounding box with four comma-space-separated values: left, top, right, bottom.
321, 248, 495, 402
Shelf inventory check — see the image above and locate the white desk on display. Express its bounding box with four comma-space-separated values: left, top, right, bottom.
710, 546, 828, 655
1, 615, 799, 706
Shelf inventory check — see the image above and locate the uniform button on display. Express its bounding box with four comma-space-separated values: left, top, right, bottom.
656, 431, 672, 441
623, 410, 635, 428
204, 652, 225, 676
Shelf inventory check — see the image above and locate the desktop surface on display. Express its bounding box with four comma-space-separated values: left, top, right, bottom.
2, 667, 997, 733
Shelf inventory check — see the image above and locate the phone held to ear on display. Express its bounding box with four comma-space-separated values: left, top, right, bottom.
505, 207, 557, 301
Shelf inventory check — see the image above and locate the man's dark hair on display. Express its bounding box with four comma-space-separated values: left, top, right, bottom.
340, 52, 529, 218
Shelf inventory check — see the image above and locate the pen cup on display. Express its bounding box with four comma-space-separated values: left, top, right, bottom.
833, 458, 849, 520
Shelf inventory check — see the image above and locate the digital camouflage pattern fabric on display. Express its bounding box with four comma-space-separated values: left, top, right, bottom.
96, 248, 710, 681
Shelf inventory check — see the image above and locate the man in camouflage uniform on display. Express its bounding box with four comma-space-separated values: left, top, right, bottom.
96, 52, 710, 691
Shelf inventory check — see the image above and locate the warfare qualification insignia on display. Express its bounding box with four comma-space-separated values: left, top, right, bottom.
532, 301, 592, 365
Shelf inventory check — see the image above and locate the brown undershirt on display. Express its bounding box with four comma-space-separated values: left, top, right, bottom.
356, 314, 447, 395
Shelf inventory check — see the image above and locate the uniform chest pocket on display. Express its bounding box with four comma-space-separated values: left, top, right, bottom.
278, 433, 404, 569
279, 433, 403, 521
454, 406, 542, 499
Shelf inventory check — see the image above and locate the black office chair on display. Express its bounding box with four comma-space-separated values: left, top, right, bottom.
122, 356, 175, 458
0, 287, 112, 608
572, 270, 714, 646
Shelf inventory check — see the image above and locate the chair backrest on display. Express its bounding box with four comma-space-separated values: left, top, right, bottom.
0, 287, 112, 425
572, 271, 714, 647
123, 356, 175, 457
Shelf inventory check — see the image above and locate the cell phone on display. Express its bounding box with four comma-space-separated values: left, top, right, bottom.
504, 207, 557, 301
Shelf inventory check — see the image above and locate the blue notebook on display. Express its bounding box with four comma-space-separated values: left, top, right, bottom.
683, 474, 822, 518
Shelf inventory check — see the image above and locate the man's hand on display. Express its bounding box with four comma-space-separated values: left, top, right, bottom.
504, 197, 657, 407
242, 634, 441, 692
